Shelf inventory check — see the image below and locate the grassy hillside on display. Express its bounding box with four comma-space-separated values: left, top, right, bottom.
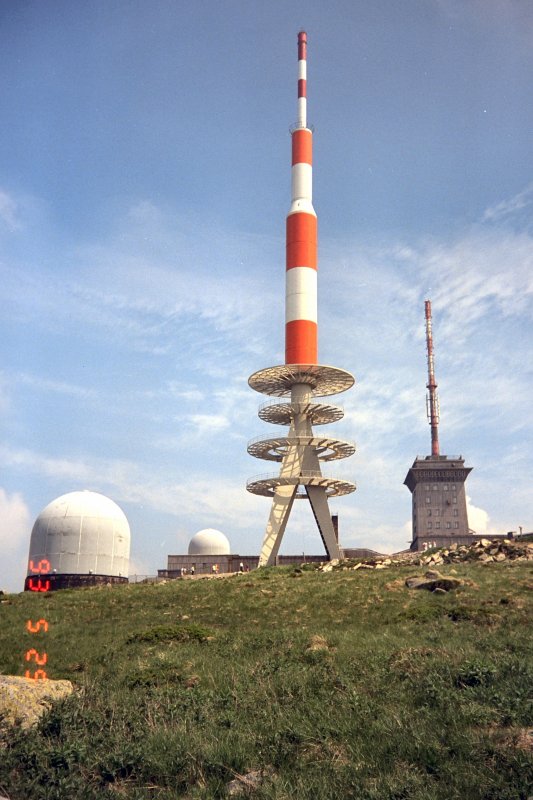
0, 560, 532, 799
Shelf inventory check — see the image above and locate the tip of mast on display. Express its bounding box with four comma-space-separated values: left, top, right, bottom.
298, 30, 307, 58
295, 30, 309, 129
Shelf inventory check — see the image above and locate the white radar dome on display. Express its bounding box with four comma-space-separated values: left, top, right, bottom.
26, 490, 131, 578
188, 528, 231, 556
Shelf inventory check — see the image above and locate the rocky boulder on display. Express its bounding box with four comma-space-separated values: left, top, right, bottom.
405, 570, 464, 592
0, 675, 73, 731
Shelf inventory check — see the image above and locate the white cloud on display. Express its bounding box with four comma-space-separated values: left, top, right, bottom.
0, 488, 31, 593
0, 189, 21, 231
413, 230, 533, 335
164, 384, 204, 402
0, 444, 257, 530
465, 495, 522, 538
466, 496, 490, 535
342, 376, 423, 443
188, 414, 230, 433
0, 446, 97, 487
0, 488, 30, 554
0, 373, 11, 415
483, 183, 533, 223
15, 373, 97, 399
1, 199, 280, 371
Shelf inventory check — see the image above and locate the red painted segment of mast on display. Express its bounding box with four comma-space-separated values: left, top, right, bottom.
292, 129, 312, 165
286, 214, 317, 269
425, 299, 440, 457
286, 320, 317, 364
298, 30, 307, 60
285, 30, 318, 365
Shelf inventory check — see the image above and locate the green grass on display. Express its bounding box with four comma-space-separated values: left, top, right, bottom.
0, 562, 532, 799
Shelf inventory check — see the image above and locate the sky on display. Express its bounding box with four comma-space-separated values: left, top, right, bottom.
1, 0, 532, 592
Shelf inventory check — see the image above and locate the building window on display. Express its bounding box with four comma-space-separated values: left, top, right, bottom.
452, 485, 456, 490
454, 522, 459, 529
435, 509, 440, 516
427, 509, 432, 516
428, 522, 432, 529
425, 485, 430, 491
453, 509, 458, 517
446, 522, 451, 529
443, 484, 448, 491
432, 485, 438, 491
453, 496, 457, 504
435, 522, 440, 529
426, 496, 431, 503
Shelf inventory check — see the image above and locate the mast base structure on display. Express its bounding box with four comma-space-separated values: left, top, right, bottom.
248, 364, 356, 567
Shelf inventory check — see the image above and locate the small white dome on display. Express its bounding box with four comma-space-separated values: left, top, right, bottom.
188, 528, 230, 556
27, 490, 131, 577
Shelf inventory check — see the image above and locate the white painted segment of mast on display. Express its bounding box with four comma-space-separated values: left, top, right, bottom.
290, 163, 315, 215
285, 267, 318, 323
297, 58, 307, 128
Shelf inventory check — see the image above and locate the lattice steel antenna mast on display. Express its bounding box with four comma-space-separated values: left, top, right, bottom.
247, 32, 356, 567
404, 300, 473, 551
425, 299, 440, 457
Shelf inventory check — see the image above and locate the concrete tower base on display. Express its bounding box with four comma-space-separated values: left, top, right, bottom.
247, 365, 356, 567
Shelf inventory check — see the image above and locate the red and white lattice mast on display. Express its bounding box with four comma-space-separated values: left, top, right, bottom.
425, 299, 440, 457
247, 32, 356, 567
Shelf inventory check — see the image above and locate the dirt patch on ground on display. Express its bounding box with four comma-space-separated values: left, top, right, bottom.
480, 725, 533, 753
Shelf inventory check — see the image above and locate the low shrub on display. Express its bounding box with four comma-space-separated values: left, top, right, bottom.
126, 622, 214, 644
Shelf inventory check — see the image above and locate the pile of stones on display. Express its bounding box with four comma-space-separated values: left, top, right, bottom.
417, 538, 533, 568
317, 538, 533, 573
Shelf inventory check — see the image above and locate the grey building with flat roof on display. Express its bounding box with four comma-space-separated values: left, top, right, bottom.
404, 454, 476, 551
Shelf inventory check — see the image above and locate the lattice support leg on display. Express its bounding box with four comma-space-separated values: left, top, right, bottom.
306, 485, 342, 560
258, 485, 298, 567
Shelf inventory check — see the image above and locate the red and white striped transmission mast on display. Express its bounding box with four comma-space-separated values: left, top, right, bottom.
425, 299, 440, 457
247, 32, 356, 566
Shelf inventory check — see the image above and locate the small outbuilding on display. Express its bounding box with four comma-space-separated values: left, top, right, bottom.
160, 528, 246, 576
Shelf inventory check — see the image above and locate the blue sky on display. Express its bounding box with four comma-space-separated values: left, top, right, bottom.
1, 0, 532, 592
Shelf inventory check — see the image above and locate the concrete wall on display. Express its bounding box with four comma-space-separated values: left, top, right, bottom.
160, 553, 336, 577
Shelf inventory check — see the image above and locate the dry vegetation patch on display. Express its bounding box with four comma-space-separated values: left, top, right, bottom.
305, 635, 331, 652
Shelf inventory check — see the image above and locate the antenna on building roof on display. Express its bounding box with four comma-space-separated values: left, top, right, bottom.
425, 299, 440, 457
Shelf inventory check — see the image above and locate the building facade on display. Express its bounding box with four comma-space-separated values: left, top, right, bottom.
404, 455, 476, 551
